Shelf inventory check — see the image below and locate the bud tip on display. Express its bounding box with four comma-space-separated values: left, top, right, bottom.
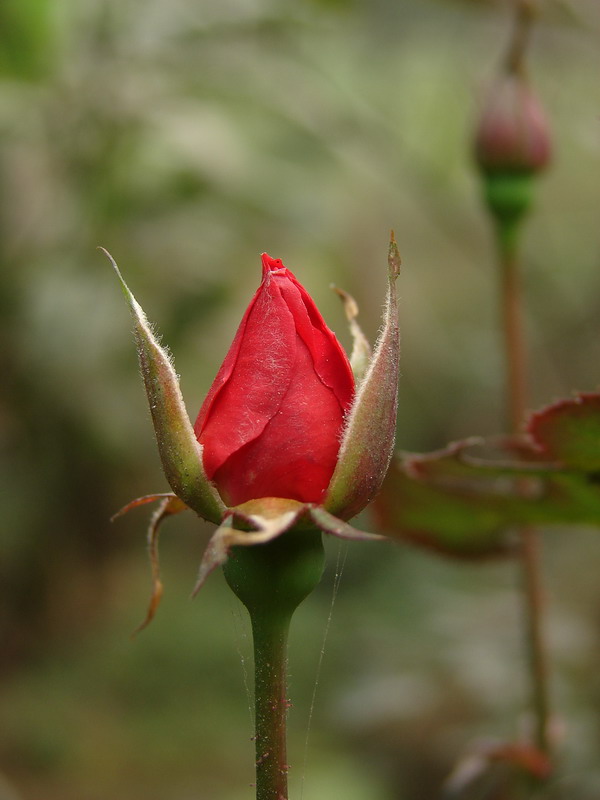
261, 252, 285, 277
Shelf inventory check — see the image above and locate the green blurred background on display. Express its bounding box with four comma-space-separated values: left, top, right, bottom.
1, 0, 600, 797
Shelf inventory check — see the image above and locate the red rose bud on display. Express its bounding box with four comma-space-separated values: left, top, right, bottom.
190, 240, 399, 591
194, 254, 355, 507
475, 73, 551, 175
108, 242, 399, 611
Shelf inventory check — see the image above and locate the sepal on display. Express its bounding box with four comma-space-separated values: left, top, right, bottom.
102, 248, 225, 524
333, 285, 371, 382
115, 494, 386, 628
324, 232, 400, 520
113, 492, 189, 633
192, 498, 306, 596
192, 498, 386, 596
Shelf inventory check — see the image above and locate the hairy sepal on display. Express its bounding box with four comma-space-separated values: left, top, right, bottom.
102, 248, 225, 524
324, 233, 400, 520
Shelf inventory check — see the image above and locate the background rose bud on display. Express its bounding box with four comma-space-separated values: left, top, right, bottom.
194, 254, 355, 507
475, 72, 551, 175
474, 70, 552, 233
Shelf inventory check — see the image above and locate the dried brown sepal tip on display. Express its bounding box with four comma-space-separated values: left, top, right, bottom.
112, 493, 188, 634
388, 229, 401, 278
332, 285, 371, 382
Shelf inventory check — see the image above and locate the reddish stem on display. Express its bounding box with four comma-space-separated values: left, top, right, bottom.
498, 231, 551, 757
520, 522, 550, 755
505, 0, 537, 77
499, 244, 528, 434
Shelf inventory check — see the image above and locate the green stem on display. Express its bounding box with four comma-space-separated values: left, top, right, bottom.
223, 528, 325, 800
251, 608, 293, 800
497, 223, 551, 757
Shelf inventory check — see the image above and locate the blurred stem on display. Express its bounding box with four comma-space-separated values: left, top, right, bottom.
496, 223, 551, 758
519, 522, 550, 756
498, 228, 528, 434
505, 0, 537, 77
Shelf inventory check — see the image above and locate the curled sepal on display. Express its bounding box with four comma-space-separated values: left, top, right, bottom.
111, 492, 180, 521
113, 493, 188, 633
191, 498, 386, 595
332, 285, 371, 382
191, 498, 309, 596
324, 232, 401, 520
102, 248, 225, 524
308, 506, 386, 542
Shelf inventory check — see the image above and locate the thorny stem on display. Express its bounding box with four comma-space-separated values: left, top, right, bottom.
497, 225, 551, 758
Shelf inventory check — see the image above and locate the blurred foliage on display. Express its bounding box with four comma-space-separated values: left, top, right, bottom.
376, 394, 600, 558
0, 0, 54, 80
1, 0, 600, 798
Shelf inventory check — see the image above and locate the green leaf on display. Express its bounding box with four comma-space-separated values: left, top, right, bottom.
374, 406, 600, 559
374, 445, 520, 558
527, 393, 600, 470
0, 0, 53, 80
